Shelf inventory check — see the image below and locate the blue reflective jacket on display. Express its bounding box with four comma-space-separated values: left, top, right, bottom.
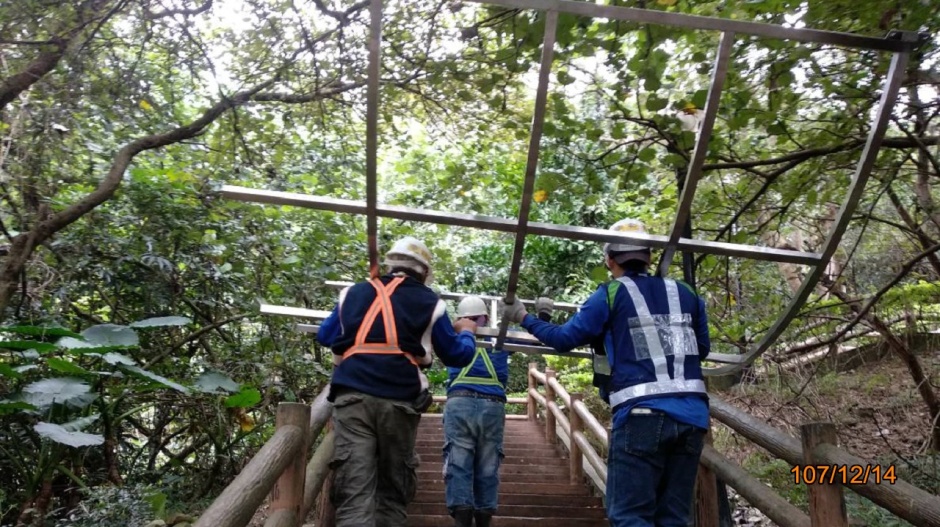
521, 271, 711, 429
445, 345, 510, 400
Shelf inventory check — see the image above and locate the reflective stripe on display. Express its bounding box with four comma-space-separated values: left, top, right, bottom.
451, 347, 503, 388
593, 353, 611, 376
665, 280, 686, 381
342, 277, 421, 367
609, 379, 707, 408
617, 277, 670, 382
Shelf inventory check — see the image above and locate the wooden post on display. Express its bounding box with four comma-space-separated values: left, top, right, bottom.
269, 403, 311, 526
694, 426, 719, 527
527, 362, 538, 421
569, 393, 584, 484
544, 368, 556, 444
801, 422, 848, 527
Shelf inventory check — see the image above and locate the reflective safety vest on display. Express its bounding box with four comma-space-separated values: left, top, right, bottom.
606, 276, 706, 409
450, 347, 503, 388
340, 276, 421, 367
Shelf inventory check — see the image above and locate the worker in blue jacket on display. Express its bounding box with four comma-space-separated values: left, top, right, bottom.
318, 236, 477, 527
502, 218, 711, 527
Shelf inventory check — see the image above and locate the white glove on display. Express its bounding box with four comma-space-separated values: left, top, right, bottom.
500, 299, 528, 324
535, 297, 554, 317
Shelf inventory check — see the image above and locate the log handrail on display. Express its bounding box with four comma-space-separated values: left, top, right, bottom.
710, 396, 940, 527
195, 392, 334, 527
526, 363, 940, 527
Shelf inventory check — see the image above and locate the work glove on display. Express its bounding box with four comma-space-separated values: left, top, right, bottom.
535, 297, 554, 318
499, 299, 528, 324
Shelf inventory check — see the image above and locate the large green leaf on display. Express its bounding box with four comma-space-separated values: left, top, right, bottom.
194, 372, 240, 393
0, 363, 21, 378
0, 326, 82, 338
0, 341, 57, 353
100, 352, 137, 366
224, 387, 262, 408
129, 316, 192, 328
34, 421, 104, 447
122, 365, 189, 393
81, 324, 139, 347
46, 357, 92, 376
23, 377, 92, 407
0, 400, 36, 414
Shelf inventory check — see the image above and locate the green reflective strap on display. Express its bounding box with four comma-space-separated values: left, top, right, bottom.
451, 348, 503, 387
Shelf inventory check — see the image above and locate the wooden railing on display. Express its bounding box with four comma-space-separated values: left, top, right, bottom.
194, 364, 940, 527
525, 363, 940, 527
193, 389, 334, 527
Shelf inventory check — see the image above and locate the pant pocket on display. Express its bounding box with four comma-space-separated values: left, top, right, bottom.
624, 414, 665, 456
402, 452, 420, 503
328, 448, 352, 503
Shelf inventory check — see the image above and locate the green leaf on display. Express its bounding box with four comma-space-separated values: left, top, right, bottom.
34, 421, 104, 447
23, 378, 92, 407
224, 387, 262, 408
767, 122, 787, 136
0, 363, 21, 378
611, 123, 626, 140
590, 266, 609, 283
691, 89, 709, 109
555, 71, 575, 85
0, 341, 57, 353
0, 326, 82, 338
663, 153, 687, 168
645, 97, 669, 112
638, 148, 657, 162
46, 358, 92, 376
122, 365, 189, 393
0, 400, 36, 414
100, 352, 137, 366
194, 372, 240, 393
129, 316, 192, 328
80, 324, 139, 346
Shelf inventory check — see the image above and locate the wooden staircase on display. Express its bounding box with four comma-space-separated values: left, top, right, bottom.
408, 414, 608, 527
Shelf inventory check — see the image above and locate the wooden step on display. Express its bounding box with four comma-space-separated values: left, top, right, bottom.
417, 480, 590, 496
413, 491, 603, 507
415, 440, 558, 451
407, 515, 608, 527
418, 463, 569, 476
408, 502, 607, 518
417, 456, 567, 467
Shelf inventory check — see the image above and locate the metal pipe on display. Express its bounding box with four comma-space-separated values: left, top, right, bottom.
221, 185, 823, 265
463, 0, 916, 52
365, 0, 382, 278
659, 31, 735, 278
497, 9, 558, 349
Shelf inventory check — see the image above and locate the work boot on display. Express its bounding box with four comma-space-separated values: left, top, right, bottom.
452, 508, 474, 527
474, 511, 492, 527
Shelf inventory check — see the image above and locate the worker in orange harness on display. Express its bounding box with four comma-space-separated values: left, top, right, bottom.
317, 236, 478, 527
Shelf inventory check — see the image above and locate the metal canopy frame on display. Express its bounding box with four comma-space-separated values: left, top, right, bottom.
224, 0, 923, 375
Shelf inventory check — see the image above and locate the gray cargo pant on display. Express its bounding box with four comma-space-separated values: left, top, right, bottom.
330, 391, 421, 527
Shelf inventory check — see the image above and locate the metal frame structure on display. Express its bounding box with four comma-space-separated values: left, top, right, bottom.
224, 0, 925, 375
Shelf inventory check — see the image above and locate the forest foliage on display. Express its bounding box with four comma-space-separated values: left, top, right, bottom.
0, 0, 938, 524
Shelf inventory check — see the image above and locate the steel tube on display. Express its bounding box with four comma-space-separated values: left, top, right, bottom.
659, 31, 735, 277
747, 49, 911, 365
497, 9, 558, 349
463, 0, 914, 52
365, 0, 382, 278
221, 185, 822, 265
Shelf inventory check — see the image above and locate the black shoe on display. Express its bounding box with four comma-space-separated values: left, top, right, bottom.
453, 508, 474, 527
473, 511, 492, 527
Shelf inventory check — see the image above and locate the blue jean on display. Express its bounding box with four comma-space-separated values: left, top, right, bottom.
442, 396, 505, 514
607, 411, 706, 527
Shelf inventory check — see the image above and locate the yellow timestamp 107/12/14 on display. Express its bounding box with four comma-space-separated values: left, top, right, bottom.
791, 464, 897, 485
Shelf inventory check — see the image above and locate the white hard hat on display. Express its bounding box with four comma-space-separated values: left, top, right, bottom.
384, 236, 433, 283
456, 296, 488, 318
604, 218, 651, 262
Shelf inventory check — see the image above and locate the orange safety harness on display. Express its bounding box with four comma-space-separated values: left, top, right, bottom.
341, 276, 420, 367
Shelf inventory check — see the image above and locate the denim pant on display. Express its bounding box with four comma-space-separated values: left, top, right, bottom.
443, 396, 505, 514
330, 391, 421, 527
607, 411, 706, 527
